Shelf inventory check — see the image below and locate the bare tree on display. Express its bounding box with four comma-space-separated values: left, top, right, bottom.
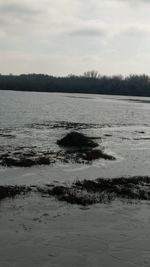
83, 70, 100, 79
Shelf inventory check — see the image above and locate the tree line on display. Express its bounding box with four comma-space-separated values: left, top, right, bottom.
0, 71, 150, 97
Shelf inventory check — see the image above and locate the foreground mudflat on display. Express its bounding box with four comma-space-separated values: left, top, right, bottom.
0, 194, 150, 267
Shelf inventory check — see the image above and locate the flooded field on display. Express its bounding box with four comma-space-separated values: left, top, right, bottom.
0, 91, 150, 266
0, 91, 150, 184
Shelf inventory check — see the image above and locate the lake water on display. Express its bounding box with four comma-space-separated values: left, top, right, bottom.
0, 90, 150, 185
1, 90, 150, 267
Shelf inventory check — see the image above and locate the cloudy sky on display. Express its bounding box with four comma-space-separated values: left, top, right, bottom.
0, 0, 150, 76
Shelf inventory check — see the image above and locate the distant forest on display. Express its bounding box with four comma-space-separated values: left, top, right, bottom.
0, 71, 150, 97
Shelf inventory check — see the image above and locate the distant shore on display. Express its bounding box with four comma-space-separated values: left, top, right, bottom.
1, 73, 150, 97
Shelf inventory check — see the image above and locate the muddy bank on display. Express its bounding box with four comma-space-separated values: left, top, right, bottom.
1, 176, 150, 205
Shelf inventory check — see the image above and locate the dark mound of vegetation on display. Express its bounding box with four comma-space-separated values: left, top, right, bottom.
57, 132, 115, 162
0, 185, 31, 200
57, 132, 98, 148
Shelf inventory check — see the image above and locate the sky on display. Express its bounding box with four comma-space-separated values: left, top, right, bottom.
0, 0, 150, 76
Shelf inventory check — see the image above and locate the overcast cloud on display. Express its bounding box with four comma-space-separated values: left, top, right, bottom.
0, 0, 150, 75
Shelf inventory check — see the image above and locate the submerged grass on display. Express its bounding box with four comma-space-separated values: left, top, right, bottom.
1, 176, 150, 206
0, 185, 31, 200
0, 154, 53, 167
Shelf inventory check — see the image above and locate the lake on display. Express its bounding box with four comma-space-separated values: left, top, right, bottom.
1, 90, 150, 267
0, 90, 150, 185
